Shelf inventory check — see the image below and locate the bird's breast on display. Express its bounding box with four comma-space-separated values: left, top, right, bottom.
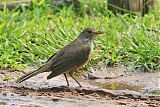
88, 45, 93, 58
83, 43, 93, 63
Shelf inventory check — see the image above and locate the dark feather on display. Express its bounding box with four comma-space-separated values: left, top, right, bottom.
47, 41, 91, 79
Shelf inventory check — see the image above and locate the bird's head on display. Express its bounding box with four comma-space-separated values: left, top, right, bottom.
78, 28, 104, 41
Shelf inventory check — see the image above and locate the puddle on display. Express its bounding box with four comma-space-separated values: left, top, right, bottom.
142, 87, 160, 95
97, 82, 140, 92
147, 90, 160, 95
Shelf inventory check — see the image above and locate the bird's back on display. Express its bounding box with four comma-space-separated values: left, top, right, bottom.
46, 38, 92, 79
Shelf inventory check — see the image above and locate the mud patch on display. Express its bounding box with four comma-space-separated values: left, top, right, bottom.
0, 83, 160, 107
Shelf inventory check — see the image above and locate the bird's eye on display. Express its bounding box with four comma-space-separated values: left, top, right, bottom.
88, 30, 92, 33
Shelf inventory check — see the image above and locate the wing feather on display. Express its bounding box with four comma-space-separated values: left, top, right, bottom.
47, 41, 91, 79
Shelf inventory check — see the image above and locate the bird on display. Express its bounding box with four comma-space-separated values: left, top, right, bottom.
16, 28, 104, 87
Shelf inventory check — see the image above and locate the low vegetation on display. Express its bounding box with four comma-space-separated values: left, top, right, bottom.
0, 0, 159, 71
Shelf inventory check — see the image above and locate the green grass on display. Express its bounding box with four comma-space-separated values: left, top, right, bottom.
0, 0, 160, 71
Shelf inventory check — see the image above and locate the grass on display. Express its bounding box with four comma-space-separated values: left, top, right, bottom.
0, 0, 160, 71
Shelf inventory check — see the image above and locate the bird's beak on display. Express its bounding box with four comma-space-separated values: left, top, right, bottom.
92, 30, 105, 35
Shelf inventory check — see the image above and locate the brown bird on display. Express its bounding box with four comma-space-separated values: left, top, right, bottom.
16, 28, 104, 87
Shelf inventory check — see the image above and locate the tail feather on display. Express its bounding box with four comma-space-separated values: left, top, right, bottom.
16, 67, 45, 83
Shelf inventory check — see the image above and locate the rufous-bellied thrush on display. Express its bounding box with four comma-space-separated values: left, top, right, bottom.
16, 28, 104, 87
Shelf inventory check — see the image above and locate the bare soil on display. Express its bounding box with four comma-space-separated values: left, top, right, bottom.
0, 65, 160, 107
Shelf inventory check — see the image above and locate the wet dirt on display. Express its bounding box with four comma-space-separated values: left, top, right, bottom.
0, 65, 160, 107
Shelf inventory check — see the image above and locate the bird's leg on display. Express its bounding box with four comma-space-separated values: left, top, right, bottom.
63, 73, 69, 86
69, 71, 82, 87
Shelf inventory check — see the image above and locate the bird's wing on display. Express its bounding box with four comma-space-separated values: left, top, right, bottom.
47, 41, 91, 79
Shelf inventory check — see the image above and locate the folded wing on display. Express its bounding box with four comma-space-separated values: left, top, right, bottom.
47, 41, 91, 79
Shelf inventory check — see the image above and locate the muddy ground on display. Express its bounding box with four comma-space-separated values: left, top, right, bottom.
0, 65, 160, 107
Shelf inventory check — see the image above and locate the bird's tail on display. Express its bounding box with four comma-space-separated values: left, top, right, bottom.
16, 66, 46, 83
